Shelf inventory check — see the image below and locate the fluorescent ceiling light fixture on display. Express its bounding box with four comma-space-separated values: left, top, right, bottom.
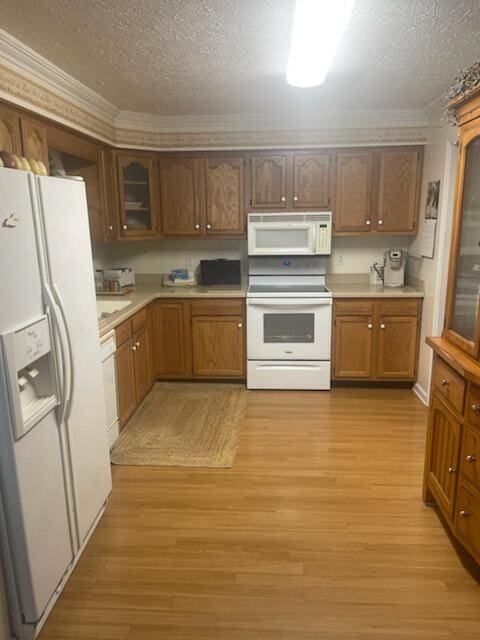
287, 0, 355, 88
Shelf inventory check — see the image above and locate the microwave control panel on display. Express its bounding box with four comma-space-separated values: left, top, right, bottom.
315, 221, 332, 255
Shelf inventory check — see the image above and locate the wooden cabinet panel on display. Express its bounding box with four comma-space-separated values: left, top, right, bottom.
333, 314, 373, 378
426, 393, 461, 521
466, 385, 480, 430
190, 299, 245, 317
99, 149, 118, 240
460, 427, 480, 491
335, 152, 374, 232
133, 323, 152, 404
192, 315, 245, 377
376, 315, 418, 379
433, 356, 466, 415
20, 117, 49, 169
205, 157, 245, 235
116, 337, 137, 428
116, 154, 158, 237
0, 105, 22, 154
454, 483, 480, 562
377, 150, 420, 233
292, 153, 330, 209
149, 301, 191, 377
251, 155, 288, 209
116, 318, 132, 347
160, 158, 203, 235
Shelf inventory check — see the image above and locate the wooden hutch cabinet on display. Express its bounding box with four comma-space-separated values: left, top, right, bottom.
424, 84, 480, 566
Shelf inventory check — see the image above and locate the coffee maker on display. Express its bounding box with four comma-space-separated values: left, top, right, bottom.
383, 249, 406, 287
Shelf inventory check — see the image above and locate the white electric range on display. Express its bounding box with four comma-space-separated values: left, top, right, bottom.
246, 257, 332, 390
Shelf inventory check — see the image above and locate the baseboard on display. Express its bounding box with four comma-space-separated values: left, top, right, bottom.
413, 382, 429, 406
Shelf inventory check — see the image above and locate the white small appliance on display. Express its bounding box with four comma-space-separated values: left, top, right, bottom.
248, 212, 332, 256
247, 257, 332, 390
383, 249, 406, 288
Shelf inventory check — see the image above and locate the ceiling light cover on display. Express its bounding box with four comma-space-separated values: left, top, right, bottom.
287, 0, 356, 88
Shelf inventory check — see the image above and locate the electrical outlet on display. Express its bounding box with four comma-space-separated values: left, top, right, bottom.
185, 253, 195, 268
335, 254, 344, 266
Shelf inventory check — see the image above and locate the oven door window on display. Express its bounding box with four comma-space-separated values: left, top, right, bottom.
264, 313, 315, 343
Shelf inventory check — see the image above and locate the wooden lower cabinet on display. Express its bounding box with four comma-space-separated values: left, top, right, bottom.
115, 311, 154, 428
424, 341, 480, 566
149, 298, 246, 380
333, 298, 421, 381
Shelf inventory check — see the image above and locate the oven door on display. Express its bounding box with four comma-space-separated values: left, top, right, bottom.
247, 298, 332, 360
248, 222, 316, 255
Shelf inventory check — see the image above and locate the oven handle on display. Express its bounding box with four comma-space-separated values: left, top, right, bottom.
247, 299, 332, 308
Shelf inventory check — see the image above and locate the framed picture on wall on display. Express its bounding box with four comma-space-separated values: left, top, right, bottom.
425, 180, 440, 220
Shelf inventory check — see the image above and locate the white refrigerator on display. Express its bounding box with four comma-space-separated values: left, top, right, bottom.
0, 168, 112, 639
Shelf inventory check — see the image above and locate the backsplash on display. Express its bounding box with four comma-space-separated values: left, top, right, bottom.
92, 235, 414, 275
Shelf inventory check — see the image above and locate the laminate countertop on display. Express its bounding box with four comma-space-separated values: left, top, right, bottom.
326, 274, 424, 299
97, 280, 248, 337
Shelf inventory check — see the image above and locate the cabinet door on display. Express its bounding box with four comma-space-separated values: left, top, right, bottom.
251, 155, 288, 209
99, 149, 118, 240
116, 337, 137, 428
192, 315, 245, 377
376, 315, 418, 379
116, 154, 158, 237
377, 150, 420, 233
335, 152, 374, 232
0, 105, 22, 154
20, 118, 49, 170
426, 394, 462, 521
149, 301, 191, 377
133, 323, 153, 404
205, 157, 245, 235
333, 314, 373, 378
159, 158, 203, 235
292, 153, 330, 209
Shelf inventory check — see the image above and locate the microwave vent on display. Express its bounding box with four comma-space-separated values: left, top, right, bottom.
248, 213, 331, 223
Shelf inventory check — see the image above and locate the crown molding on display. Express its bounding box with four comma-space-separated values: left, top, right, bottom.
0, 28, 428, 150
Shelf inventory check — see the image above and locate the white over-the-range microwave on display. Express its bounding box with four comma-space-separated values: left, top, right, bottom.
247, 212, 332, 256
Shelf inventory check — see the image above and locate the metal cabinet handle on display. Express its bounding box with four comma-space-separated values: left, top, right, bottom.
293, 195, 299, 202
365, 220, 371, 226
441, 379, 450, 387
367, 323, 373, 329
380, 323, 386, 329
131, 345, 137, 351
108, 225, 114, 231
122, 224, 128, 230
378, 220, 384, 225
448, 466, 457, 474
135, 341, 140, 347
466, 454, 476, 463
194, 223, 200, 229
238, 323, 243, 329
472, 404, 480, 415
281, 196, 286, 202
206, 224, 212, 230
459, 510, 470, 518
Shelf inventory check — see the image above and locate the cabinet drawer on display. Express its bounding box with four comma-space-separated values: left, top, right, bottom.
132, 307, 147, 333
455, 483, 480, 562
460, 427, 480, 491
466, 385, 480, 430
433, 357, 465, 415
334, 300, 375, 316
190, 299, 245, 316
379, 299, 420, 316
115, 319, 132, 346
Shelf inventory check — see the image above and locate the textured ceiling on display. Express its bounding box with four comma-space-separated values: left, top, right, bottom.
1, 0, 480, 117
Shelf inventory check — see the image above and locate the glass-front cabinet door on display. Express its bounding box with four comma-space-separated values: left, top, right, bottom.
446, 137, 480, 356
116, 154, 158, 237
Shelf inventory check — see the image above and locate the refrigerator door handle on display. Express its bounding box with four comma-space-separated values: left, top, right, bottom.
52, 283, 75, 421
43, 284, 71, 426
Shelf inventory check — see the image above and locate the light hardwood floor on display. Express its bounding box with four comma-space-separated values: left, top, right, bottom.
39, 388, 480, 640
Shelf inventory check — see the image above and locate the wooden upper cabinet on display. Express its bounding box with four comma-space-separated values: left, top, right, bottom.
159, 158, 203, 235
204, 157, 245, 235
98, 149, 118, 240
20, 117, 49, 170
292, 153, 330, 209
250, 155, 288, 209
0, 105, 22, 155
116, 153, 158, 237
377, 149, 421, 233
334, 152, 374, 232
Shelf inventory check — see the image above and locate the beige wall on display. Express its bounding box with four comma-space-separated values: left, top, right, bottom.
409, 116, 458, 401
